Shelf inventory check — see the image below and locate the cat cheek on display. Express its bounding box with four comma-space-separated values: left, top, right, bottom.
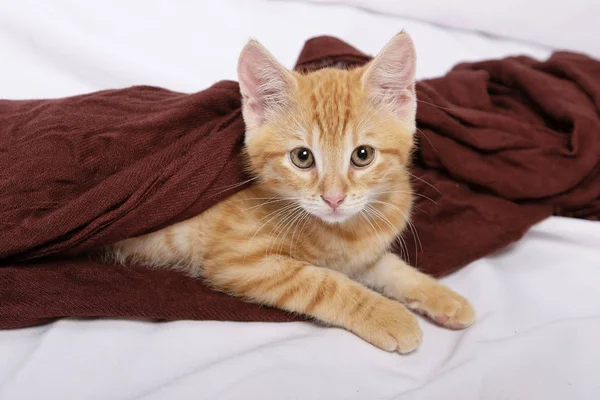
348, 164, 375, 179
275, 165, 312, 193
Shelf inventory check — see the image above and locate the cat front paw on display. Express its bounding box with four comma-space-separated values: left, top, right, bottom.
351, 299, 422, 354
404, 284, 475, 330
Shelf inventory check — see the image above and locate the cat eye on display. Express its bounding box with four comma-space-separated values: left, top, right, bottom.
351, 145, 375, 167
290, 147, 315, 169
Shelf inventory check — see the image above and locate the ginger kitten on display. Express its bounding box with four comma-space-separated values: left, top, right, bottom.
110, 32, 475, 353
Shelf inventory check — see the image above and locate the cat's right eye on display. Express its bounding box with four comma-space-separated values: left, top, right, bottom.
290, 147, 315, 169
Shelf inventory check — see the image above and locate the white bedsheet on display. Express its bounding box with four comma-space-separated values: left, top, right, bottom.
1, 217, 599, 400
1, 1, 598, 399
295, 0, 600, 58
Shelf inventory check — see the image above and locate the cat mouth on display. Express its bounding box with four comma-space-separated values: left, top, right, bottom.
315, 209, 356, 224
299, 201, 362, 224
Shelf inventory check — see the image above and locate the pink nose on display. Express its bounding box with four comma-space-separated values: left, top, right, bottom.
321, 193, 346, 211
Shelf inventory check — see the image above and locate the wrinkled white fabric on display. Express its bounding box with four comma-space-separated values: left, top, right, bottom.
291, 0, 600, 58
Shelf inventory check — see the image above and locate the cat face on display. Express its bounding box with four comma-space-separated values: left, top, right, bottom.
238, 33, 417, 224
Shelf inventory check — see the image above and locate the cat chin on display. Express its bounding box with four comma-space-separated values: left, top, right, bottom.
300, 203, 361, 224
314, 210, 355, 224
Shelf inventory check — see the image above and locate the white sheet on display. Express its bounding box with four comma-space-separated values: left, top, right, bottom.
1, 1, 598, 399
293, 0, 600, 59
0, 0, 552, 98
2, 217, 599, 399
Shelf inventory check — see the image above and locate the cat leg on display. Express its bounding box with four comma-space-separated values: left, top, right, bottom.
204, 255, 423, 353
358, 253, 475, 329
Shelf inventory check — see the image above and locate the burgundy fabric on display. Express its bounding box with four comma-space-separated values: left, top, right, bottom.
1, 36, 598, 329
0, 82, 250, 260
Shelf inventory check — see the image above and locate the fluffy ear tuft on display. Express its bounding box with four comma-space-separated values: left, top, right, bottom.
362, 32, 417, 120
237, 39, 295, 129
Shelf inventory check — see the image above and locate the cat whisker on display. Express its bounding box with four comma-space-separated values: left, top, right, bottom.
254, 212, 292, 260
370, 199, 423, 264
412, 192, 438, 205
406, 171, 442, 194
359, 210, 379, 239
370, 199, 408, 216
278, 208, 306, 256
289, 211, 311, 258
365, 204, 396, 232
273, 207, 300, 255
244, 202, 300, 259
238, 197, 301, 201
368, 202, 410, 262
267, 206, 304, 257
365, 205, 397, 255
416, 128, 439, 155
370, 189, 429, 216
372, 189, 438, 205
241, 198, 299, 212
360, 209, 389, 254
265, 205, 302, 256
407, 219, 424, 254
251, 202, 298, 229
398, 234, 411, 264
416, 99, 458, 112
210, 176, 259, 197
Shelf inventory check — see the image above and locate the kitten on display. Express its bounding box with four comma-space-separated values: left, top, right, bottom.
110, 32, 475, 353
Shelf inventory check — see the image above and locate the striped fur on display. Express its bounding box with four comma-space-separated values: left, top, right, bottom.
109, 33, 474, 353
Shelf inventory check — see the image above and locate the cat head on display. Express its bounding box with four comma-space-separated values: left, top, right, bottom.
237, 33, 417, 224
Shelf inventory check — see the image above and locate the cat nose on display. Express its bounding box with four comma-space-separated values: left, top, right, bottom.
321, 193, 346, 211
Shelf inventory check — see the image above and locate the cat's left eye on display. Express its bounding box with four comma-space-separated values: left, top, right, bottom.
351, 146, 375, 167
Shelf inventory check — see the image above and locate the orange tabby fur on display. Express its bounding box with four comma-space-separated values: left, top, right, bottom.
109, 32, 475, 353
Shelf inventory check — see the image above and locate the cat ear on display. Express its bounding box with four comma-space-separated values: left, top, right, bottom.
237, 39, 296, 129
362, 32, 417, 120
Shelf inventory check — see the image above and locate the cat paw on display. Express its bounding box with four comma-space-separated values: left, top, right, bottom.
352, 299, 423, 353
404, 284, 475, 330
